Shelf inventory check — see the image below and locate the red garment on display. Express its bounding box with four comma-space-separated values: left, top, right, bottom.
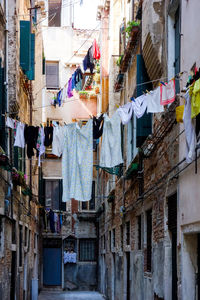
93, 39, 101, 60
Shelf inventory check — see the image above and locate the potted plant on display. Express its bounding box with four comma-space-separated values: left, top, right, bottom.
89, 93, 97, 100
125, 20, 140, 38
79, 91, 89, 100
12, 169, 20, 186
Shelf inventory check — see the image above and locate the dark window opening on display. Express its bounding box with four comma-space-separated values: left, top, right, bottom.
45, 179, 65, 211
48, 0, 61, 27
121, 225, 123, 251
146, 209, 152, 272
12, 220, 16, 244
138, 215, 142, 250
79, 239, 96, 262
126, 221, 130, 245
19, 225, 23, 267
113, 228, 115, 248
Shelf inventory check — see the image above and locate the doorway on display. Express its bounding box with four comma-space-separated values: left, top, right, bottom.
126, 252, 130, 300
10, 251, 16, 300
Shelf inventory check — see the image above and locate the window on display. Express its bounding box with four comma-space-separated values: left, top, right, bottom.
109, 231, 112, 251
112, 228, 115, 248
146, 209, 152, 272
46, 61, 59, 89
81, 181, 96, 211
126, 221, 130, 245
19, 225, 23, 267
0, 218, 3, 252
79, 239, 96, 262
138, 215, 142, 250
120, 225, 123, 251
25, 227, 28, 247
12, 220, 16, 244
48, 0, 61, 27
45, 179, 66, 211
174, 7, 180, 93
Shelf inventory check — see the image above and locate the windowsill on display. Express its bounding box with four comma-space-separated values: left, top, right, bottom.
46, 88, 60, 91
78, 261, 97, 264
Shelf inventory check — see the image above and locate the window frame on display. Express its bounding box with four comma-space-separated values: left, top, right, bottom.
46, 61, 60, 90
79, 239, 97, 262
48, 0, 62, 27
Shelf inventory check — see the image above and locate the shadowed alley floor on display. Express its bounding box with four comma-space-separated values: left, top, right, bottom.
38, 291, 105, 300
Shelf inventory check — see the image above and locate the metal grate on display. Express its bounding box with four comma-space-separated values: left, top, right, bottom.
79, 239, 96, 262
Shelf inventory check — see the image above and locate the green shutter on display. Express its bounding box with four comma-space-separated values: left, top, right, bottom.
42, 57, 46, 75
14, 147, 19, 169
20, 21, 31, 72
26, 33, 35, 80
136, 54, 152, 147
39, 170, 45, 206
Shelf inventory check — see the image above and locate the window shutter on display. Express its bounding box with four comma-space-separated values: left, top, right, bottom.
136, 54, 152, 147
46, 63, 59, 89
39, 176, 45, 206
26, 33, 35, 80
174, 7, 180, 93
14, 147, 19, 170
59, 179, 66, 211
42, 57, 46, 75
0, 62, 6, 151
20, 21, 31, 72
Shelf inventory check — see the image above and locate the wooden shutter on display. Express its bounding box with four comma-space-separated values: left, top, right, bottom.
39, 173, 45, 206
46, 62, 59, 89
136, 54, 152, 147
59, 179, 66, 211
26, 34, 35, 80
20, 21, 31, 72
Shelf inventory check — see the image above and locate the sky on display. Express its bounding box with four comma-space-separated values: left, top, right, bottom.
74, 0, 99, 29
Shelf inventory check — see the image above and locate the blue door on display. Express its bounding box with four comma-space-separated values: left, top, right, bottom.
43, 248, 62, 286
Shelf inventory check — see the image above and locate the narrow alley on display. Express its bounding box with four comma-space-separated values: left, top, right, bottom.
0, 0, 200, 300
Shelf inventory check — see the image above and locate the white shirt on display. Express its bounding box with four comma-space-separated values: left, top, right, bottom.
183, 90, 196, 163
132, 95, 148, 118
117, 102, 133, 125
100, 112, 123, 168
147, 87, 164, 113
14, 122, 25, 148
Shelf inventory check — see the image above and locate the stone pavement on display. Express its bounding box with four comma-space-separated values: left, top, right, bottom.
38, 291, 105, 300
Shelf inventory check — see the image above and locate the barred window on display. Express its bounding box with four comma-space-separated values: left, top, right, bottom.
79, 239, 96, 262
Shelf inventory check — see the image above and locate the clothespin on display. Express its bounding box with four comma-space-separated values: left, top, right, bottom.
160, 81, 166, 86
130, 97, 135, 102
146, 89, 150, 95
116, 104, 119, 108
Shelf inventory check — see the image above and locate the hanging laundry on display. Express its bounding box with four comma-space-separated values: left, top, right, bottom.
93, 114, 104, 139
131, 94, 147, 118
57, 90, 62, 107
160, 79, 176, 105
100, 112, 123, 168
117, 102, 133, 125
36, 127, 45, 167
147, 86, 164, 113
183, 90, 196, 163
83, 75, 93, 90
71, 73, 76, 90
56, 214, 61, 233
67, 77, 73, 98
6, 117, 15, 129
75, 67, 83, 85
75, 79, 82, 92
52, 125, 64, 157
14, 122, 25, 148
24, 125, 39, 158
61, 86, 67, 104
83, 46, 95, 73
44, 126, 53, 147
64, 251, 77, 264
191, 78, 200, 119
93, 39, 101, 60
57, 119, 93, 202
